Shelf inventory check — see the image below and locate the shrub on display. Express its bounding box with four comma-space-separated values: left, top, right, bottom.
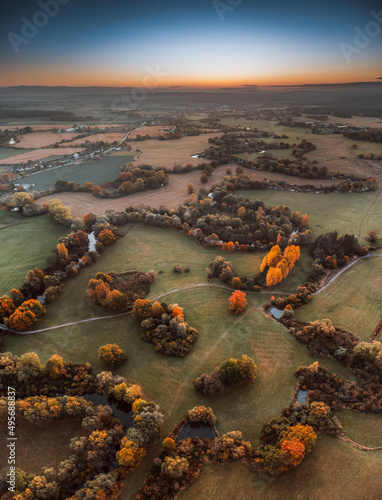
98, 344, 127, 368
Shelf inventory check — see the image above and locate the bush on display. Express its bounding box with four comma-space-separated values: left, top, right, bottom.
98, 344, 127, 368
173, 263, 182, 273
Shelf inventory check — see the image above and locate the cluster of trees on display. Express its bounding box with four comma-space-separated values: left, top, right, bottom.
260, 243, 301, 286
310, 231, 368, 268
0, 352, 163, 499
132, 300, 199, 356
87, 271, 155, 312
343, 128, 382, 143
194, 355, 257, 396
296, 362, 382, 412
269, 286, 312, 313
138, 400, 342, 499
207, 255, 266, 291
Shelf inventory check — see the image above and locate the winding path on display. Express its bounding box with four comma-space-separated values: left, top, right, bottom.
2, 254, 382, 336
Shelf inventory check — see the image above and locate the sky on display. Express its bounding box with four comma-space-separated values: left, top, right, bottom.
0, 0, 381, 87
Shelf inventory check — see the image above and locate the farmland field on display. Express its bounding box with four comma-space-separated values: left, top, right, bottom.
130, 132, 222, 167
128, 125, 173, 139
0, 210, 67, 295
20, 154, 134, 190
0, 147, 86, 165
64, 132, 127, 145
0, 147, 34, 160
11, 132, 79, 148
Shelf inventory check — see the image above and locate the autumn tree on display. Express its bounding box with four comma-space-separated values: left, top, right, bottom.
57, 242, 69, 259
132, 299, 152, 320
98, 344, 127, 368
98, 228, 117, 246
8, 299, 46, 331
228, 290, 247, 314
200, 173, 208, 183
366, 230, 378, 243
0, 296, 16, 321
116, 437, 146, 467
46, 354, 66, 379
161, 456, 189, 478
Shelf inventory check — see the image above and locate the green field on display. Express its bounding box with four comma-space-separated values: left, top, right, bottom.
333, 410, 382, 448
4, 223, 356, 498
178, 436, 382, 500
0, 147, 34, 160
295, 257, 382, 340
240, 188, 381, 243
0, 211, 68, 296
20, 154, 134, 191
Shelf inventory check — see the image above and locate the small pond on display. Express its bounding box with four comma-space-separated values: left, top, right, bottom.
176, 423, 216, 442
268, 307, 283, 319
297, 390, 309, 403
81, 393, 134, 429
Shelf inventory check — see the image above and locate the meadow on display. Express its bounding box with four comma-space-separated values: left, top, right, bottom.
177, 436, 382, 500
295, 256, 382, 340
4, 223, 357, 498
20, 154, 134, 191
240, 187, 381, 243
0, 210, 67, 296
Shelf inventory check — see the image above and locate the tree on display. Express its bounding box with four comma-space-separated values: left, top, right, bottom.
161, 456, 189, 478
228, 290, 247, 314
200, 173, 208, 183
18, 352, 45, 382
366, 230, 378, 243
0, 296, 16, 320
46, 354, 66, 379
116, 437, 146, 467
132, 299, 152, 320
57, 242, 69, 259
151, 301, 164, 319
98, 228, 117, 245
98, 344, 127, 368
8, 299, 46, 331
281, 439, 305, 466
187, 183, 195, 194
281, 424, 317, 453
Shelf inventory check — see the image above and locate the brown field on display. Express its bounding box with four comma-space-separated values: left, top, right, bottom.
0, 123, 128, 131
305, 136, 367, 177
129, 125, 173, 139
130, 132, 222, 168
37, 163, 344, 217
12, 132, 79, 148
64, 132, 127, 145
0, 147, 86, 164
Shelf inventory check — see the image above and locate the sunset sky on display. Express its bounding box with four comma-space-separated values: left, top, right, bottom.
0, 0, 381, 87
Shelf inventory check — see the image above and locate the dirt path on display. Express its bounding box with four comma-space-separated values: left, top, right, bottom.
4, 254, 382, 336
338, 433, 382, 452
312, 254, 382, 295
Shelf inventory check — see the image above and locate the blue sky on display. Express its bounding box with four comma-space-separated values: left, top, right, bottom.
0, 0, 381, 86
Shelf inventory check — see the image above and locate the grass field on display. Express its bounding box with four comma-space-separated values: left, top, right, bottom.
4, 223, 355, 497
20, 154, 134, 191
333, 410, 382, 448
0, 147, 34, 160
0, 419, 88, 476
177, 436, 382, 500
295, 257, 382, 340
240, 188, 381, 243
0, 210, 68, 296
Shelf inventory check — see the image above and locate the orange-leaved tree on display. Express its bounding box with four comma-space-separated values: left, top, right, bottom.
8, 299, 46, 331
260, 244, 300, 287
132, 299, 152, 320
228, 290, 247, 314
